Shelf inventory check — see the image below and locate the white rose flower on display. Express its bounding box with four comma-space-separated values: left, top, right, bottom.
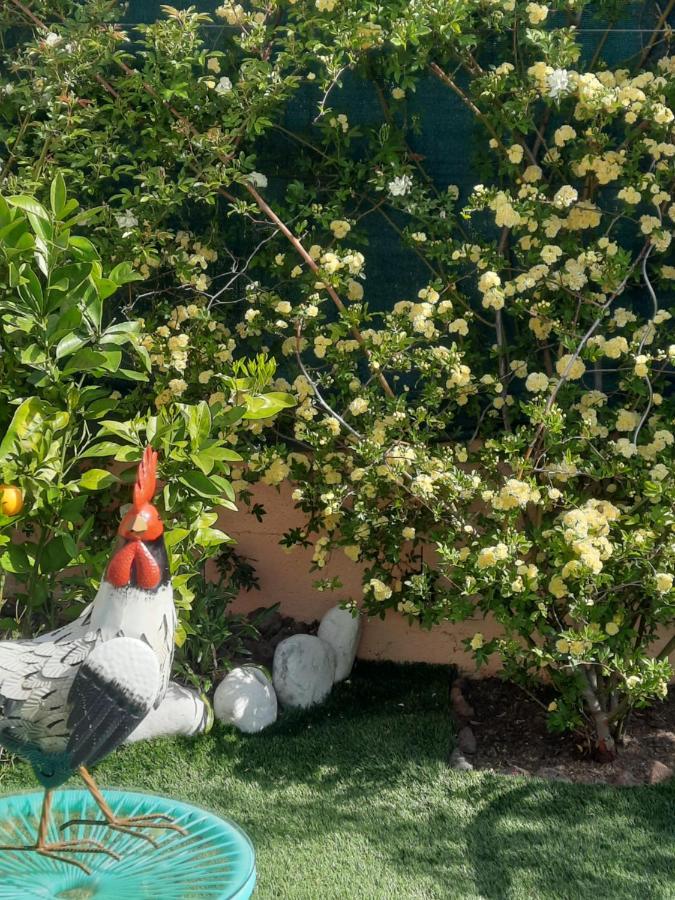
388, 175, 413, 197
114, 211, 138, 233
547, 68, 571, 100
247, 171, 268, 188
215, 76, 233, 95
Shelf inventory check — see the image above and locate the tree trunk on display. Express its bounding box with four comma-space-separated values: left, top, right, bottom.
581, 668, 617, 762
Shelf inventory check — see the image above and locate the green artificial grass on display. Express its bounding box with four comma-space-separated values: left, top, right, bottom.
1, 661, 673, 899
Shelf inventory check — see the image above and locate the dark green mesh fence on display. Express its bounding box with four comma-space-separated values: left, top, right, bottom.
114, 2, 671, 310
24, 2, 664, 312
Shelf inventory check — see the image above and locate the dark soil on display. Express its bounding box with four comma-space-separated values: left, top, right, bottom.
459, 677, 675, 786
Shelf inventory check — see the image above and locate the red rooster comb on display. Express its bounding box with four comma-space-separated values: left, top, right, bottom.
133, 446, 158, 511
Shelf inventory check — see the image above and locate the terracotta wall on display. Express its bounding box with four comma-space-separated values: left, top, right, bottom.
218, 482, 504, 676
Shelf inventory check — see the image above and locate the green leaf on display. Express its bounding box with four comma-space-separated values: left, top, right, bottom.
79, 468, 118, 490
79, 441, 123, 458
60, 495, 88, 522
145, 416, 157, 444
210, 474, 236, 503
62, 348, 107, 374
99, 420, 139, 443
216, 405, 246, 428
68, 235, 98, 258
244, 392, 296, 420
47, 304, 82, 342
104, 320, 142, 336
0, 398, 69, 459
178, 470, 222, 498
178, 401, 212, 445
17, 266, 44, 314
0, 543, 33, 574
59, 198, 79, 219
40, 535, 75, 573
108, 262, 144, 285
95, 350, 122, 373
195, 526, 233, 548
116, 368, 149, 382
99, 331, 134, 347
19, 344, 47, 368
174, 621, 188, 648
84, 398, 123, 420
0, 195, 11, 227
114, 445, 142, 462
62, 206, 102, 229
7, 195, 49, 221
132, 343, 152, 374
191, 451, 214, 475
191, 445, 242, 473
164, 528, 190, 548
50, 173, 67, 218
55, 333, 87, 360
63, 348, 121, 374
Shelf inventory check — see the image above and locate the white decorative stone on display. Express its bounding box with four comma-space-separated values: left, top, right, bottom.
273, 634, 337, 709
126, 681, 212, 744
213, 666, 277, 734
317, 606, 361, 682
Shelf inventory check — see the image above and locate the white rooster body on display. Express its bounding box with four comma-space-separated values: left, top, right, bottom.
0, 449, 176, 788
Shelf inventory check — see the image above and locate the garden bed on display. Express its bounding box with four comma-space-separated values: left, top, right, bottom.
460, 677, 675, 787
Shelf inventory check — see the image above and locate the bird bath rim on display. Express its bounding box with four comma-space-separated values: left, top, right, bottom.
0, 787, 256, 899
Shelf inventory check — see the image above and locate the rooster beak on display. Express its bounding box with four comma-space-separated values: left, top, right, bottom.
131, 514, 148, 533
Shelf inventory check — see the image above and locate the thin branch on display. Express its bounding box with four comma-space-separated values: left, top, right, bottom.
244, 182, 395, 398
632, 244, 657, 444
294, 323, 362, 441
521, 241, 652, 467
638, 0, 675, 66
429, 62, 513, 162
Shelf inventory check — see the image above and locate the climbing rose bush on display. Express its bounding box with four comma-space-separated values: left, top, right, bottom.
221, 5, 675, 756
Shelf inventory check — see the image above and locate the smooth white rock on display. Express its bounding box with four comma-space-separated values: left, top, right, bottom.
273, 634, 336, 709
126, 681, 212, 744
214, 666, 277, 733
317, 606, 361, 682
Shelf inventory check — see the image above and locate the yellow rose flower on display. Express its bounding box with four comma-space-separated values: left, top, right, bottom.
470, 633, 484, 650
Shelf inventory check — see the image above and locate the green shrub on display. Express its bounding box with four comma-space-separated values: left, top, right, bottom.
0, 176, 293, 651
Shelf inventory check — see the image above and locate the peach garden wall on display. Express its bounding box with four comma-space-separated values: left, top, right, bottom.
217, 483, 675, 679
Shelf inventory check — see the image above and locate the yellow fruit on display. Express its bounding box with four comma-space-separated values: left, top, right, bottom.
0, 485, 24, 516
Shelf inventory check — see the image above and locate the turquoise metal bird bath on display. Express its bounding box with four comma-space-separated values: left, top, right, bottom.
0, 789, 256, 899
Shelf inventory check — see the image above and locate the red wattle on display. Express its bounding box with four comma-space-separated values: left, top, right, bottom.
107, 542, 136, 587
107, 541, 161, 590
134, 542, 162, 589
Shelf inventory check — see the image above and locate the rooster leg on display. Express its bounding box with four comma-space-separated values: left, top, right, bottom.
60, 767, 187, 847
0, 788, 121, 875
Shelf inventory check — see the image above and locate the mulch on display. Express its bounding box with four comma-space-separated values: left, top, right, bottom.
455, 676, 675, 786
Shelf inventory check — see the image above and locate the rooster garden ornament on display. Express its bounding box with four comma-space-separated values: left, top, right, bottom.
0, 447, 186, 874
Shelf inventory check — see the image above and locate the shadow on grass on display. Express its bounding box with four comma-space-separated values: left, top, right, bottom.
458, 775, 675, 900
